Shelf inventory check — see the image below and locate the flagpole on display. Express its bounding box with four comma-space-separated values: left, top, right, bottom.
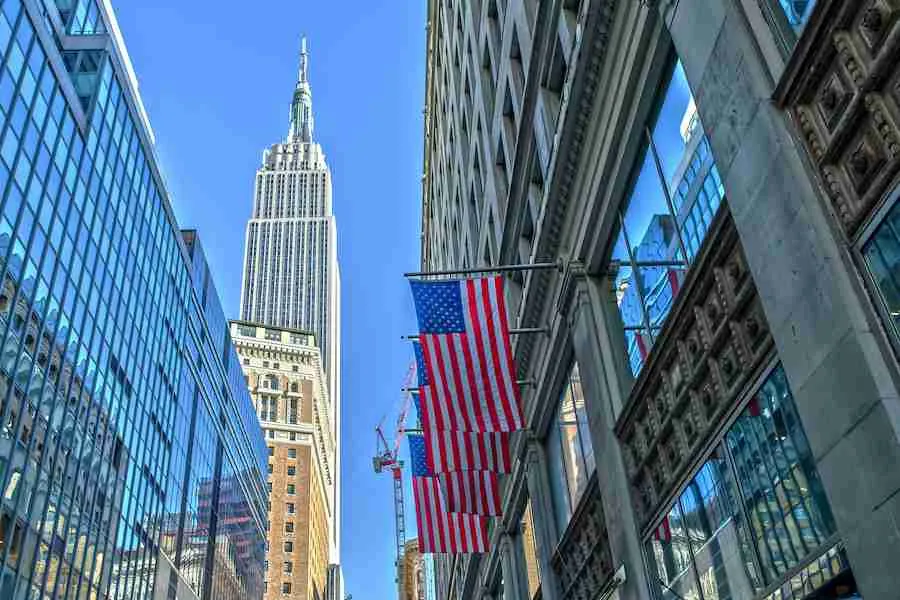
404, 261, 560, 278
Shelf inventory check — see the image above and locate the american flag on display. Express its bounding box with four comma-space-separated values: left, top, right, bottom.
439, 470, 502, 516
410, 276, 523, 432
409, 434, 489, 553
421, 427, 512, 473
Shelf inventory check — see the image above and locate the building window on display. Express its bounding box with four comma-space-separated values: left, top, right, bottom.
612, 59, 724, 376
267, 464, 273, 474
760, 0, 817, 51
284, 541, 293, 553
282, 582, 291, 593
287, 484, 295, 495
288, 448, 297, 459
645, 364, 846, 599
862, 198, 900, 342
266, 329, 281, 342
268, 446, 274, 457
238, 324, 257, 337
521, 498, 541, 599
285, 522, 294, 533
546, 361, 595, 536
284, 561, 293, 574
287, 466, 296, 476
286, 503, 295, 514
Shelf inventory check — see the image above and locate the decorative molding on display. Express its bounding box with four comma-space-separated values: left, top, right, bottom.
614, 207, 774, 529
776, 0, 900, 238
514, 0, 618, 379
550, 475, 613, 600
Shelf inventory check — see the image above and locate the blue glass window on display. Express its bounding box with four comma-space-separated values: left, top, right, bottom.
612, 61, 725, 376
646, 365, 847, 600
863, 200, 900, 338
546, 361, 595, 536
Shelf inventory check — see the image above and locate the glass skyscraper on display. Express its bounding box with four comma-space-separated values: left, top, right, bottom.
0, 1, 268, 599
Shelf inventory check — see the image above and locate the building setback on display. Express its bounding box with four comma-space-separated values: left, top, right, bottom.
0, 1, 269, 598
421, 0, 900, 598
230, 321, 337, 600
239, 40, 342, 572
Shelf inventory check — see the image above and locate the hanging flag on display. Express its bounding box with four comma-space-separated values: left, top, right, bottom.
439, 470, 502, 516
409, 276, 523, 432
421, 428, 512, 474
409, 434, 489, 554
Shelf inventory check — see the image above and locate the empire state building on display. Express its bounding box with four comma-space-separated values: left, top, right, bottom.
238, 38, 342, 556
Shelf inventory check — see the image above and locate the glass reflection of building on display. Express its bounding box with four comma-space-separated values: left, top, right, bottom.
0, 1, 268, 599
646, 365, 849, 600
614, 62, 724, 376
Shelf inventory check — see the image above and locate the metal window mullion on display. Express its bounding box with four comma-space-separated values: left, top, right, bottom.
759, 391, 818, 556
618, 210, 655, 357
645, 126, 690, 271
722, 435, 770, 591
745, 415, 799, 574
727, 421, 781, 582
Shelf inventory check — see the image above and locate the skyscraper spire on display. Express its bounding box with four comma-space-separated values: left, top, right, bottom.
289, 35, 314, 142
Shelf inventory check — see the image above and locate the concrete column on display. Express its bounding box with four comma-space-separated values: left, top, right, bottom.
654, 0, 900, 596
498, 533, 529, 600
565, 273, 651, 600
523, 440, 561, 600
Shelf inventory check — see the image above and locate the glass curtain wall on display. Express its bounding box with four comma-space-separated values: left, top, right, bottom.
645, 365, 848, 600
546, 361, 595, 537
612, 60, 724, 377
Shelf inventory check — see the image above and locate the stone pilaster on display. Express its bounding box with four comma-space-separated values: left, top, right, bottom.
565, 272, 650, 600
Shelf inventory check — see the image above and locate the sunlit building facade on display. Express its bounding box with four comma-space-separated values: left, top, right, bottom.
0, 0, 268, 598
422, 0, 900, 598
230, 322, 337, 600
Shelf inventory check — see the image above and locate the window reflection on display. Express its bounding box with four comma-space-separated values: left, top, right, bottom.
612, 61, 724, 376
863, 199, 900, 337
546, 361, 595, 536
646, 365, 849, 600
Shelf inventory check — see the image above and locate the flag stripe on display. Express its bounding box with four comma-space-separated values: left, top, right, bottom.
421, 429, 512, 473
439, 471, 502, 516
464, 280, 501, 431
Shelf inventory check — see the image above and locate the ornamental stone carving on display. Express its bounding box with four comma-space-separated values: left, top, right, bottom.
777, 0, 900, 237
615, 207, 774, 530
550, 475, 613, 600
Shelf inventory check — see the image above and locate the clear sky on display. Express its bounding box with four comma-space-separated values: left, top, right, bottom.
113, 1, 427, 597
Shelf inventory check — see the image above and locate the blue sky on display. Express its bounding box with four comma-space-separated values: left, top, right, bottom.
113, 1, 426, 596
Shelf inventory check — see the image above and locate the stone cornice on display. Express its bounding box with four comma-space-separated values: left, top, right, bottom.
514, 0, 619, 381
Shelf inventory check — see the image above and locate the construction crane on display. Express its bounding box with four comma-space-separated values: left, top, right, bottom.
373, 363, 417, 591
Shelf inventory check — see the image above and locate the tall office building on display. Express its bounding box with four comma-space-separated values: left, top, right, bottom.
420, 0, 900, 598
0, 1, 268, 598
230, 322, 337, 600
239, 40, 341, 569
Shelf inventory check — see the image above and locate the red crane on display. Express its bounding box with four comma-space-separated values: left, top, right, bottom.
373, 363, 417, 589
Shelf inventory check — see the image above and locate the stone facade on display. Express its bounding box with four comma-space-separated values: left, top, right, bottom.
230, 322, 336, 600
421, 0, 900, 598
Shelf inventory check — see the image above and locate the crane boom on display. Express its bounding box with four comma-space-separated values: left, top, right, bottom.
373, 361, 418, 592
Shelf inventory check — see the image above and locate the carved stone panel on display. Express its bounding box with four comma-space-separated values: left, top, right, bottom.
550, 475, 613, 600
777, 0, 900, 237
614, 208, 774, 530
